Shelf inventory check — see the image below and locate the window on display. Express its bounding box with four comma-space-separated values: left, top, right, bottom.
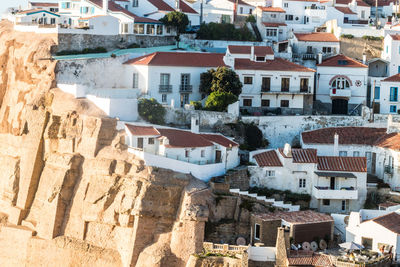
221, 15, 231, 23
374, 86, 380, 100
240, 7, 243, 14
243, 99, 252, 106
353, 151, 360, 157
390, 87, 398, 101
132, 0, 139, 7
280, 100, 289, 107
266, 170, 275, 177
50, 18, 56, 24
254, 223, 261, 240
244, 76, 253, 84
261, 99, 270, 107
322, 47, 332, 53
386, 46, 388, 53
180, 94, 189, 107
262, 77, 271, 91
61, 2, 71, 9
122, 23, 129, 34
390, 105, 397, 113
185, 150, 190, 158
162, 94, 167, 103
284, 2, 288, 7
339, 151, 347, 157
300, 78, 309, 92
331, 77, 350, 90
341, 200, 346, 211
285, 15, 293, 20
256, 56, 265, 61
299, 178, 306, 188
132, 73, 138, 88
157, 25, 163, 35
201, 150, 205, 157
361, 10, 365, 19
323, 199, 330, 206
281, 78, 290, 91
160, 73, 170, 85
362, 237, 373, 249
146, 24, 155, 34
181, 73, 191, 91
266, 29, 277, 37
160, 138, 164, 145
365, 152, 371, 161
134, 24, 144, 34
338, 60, 348, 65
271, 14, 277, 18
166, 26, 172, 34
148, 138, 154, 144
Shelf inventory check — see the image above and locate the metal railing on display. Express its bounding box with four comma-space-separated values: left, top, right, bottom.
159, 84, 172, 93
179, 84, 192, 92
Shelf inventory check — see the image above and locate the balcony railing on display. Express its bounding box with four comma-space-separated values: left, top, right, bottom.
261, 88, 312, 94
179, 84, 193, 92
159, 84, 172, 93
343, 19, 368, 25
384, 165, 394, 174
313, 186, 358, 200
302, 53, 317, 60
330, 88, 351, 98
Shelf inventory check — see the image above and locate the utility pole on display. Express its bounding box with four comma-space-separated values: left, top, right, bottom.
200, 0, 203, 25
371, 80, 376, 122
375, 0, 378, 29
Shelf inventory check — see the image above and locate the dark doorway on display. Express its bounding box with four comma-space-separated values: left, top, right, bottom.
138, 138, 143, 149
330, 177, 335, 190
372, 153, 376, 174
215, 150, 222, 163
332, 99, 348, 114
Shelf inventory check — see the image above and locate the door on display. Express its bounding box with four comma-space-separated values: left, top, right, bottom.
215, 150, 222, 163
330, 177, 335, 190
137, 138, 143, 149
372, 152, 376, 174
332, 99, 348, 114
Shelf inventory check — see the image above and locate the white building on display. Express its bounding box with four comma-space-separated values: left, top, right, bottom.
28, 1, 60, 12
346, 210, 400, 262
124, 122, 240, 180
123, 51, 226, 107
316, 54, 368, 114
224, 45, 316, 115
12, 9, 61, 26
377, 73, 400, 114
254, 6, 288, 43
382, 34, 400, 77
249, 144, 368, 213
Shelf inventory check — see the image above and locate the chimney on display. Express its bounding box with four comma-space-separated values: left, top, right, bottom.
283, 143, 292, 157
318, 53, 323, 64
362, 54, 367, 65
191, 115, 200, 133
251, 45, 255, 60
275, 227, 290, 267
103, 0, 108, 14
333, 133, 339, 156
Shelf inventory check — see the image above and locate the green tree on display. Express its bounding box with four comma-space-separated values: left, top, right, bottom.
160, 11, 189, 49
205, 91, 238, 111
138, 98, 166, 124
200, 67, 242, 97
199, 69, 215, 95
244, 124, 266, 151
245, 15, 256, 23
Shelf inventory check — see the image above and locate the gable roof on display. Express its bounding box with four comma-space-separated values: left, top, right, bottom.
17, 8, 60, 16
227, 0, 255, 6
157, 128, 214, 148
254, 210, 333, 224
374, 132, 400, 151
257, 6, 286, 12
199, 134, 239, 147
317, 54, 368, 68
29, 2, 58, 7
287, 253, 334, 267
294, 32, 339, 42
179, 0, 198, 13
253, 150, 283, 167
124, 52, 226, 67
228, 45, 274, 55
234, 58, 315, 72
301, 127, 387, 146
372, 212, 400, 234
335, 0, 370, 6
382, 73, 400, 82
335, 6, 357, 14
262, 22, 287, 27
317, 156, 367, 172
364, 0, 394, 6
148, 0, 175, 11
390, 34, 400, 40
125, 124, 160, 136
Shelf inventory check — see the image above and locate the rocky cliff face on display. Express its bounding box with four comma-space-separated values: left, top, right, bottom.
0, 20, 211, 267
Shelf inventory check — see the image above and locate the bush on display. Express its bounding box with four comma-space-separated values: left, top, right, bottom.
244, 124, 267, 151
196, 22, 256, 41
56, 47, 107, 56
245, 15, 256, 23
362, 35, 384, 41
190, 100, 202, 110
249, 187, 311, 203
341, 34, 354, 39
138, 98, 166, 124
200, 67, 242, 97
127, 43, 140, 49
205, 91, 238, 112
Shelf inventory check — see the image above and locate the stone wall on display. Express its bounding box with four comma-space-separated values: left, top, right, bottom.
224, 167, 249, 191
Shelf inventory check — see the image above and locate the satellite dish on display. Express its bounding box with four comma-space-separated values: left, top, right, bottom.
302, 242, 311, 251
319, 239, 328, 250
311, 241, 318, 251
236, 237, 246, 246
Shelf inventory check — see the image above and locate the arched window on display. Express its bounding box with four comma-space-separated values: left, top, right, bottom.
331, 77, 350, 90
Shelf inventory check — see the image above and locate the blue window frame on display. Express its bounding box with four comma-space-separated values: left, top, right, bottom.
390, 105, 397, 113
390, 87, 398, 102
61, 2, 66, 9
374, 86, 380, 100
398, 66, 400, 74
91, 7, 95, 14
386, 46, 389, 53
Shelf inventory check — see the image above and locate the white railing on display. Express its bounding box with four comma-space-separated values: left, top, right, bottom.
330, 89, 352, 98
313, 187, 358, 200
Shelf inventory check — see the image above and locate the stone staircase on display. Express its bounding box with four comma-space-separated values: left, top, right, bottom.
229, 189, 300, 212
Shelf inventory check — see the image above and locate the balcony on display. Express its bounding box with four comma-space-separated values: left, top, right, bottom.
159, 85, 172, 93
261, 87, 312, 95
302, 53, 317, 60
179, 84, 193, 93
330, 89, 351, 98
313, 186, 358, 200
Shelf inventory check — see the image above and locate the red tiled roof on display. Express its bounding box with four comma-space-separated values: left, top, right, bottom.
124, 52, 226, 67
372, 212, 400, 234
335, 6, 357, 14
288, 253, 334, 267
364, 0, 394, 6
278, 148, 318, 163
382, 73, 400, 82
374, 132, 400, 151
378, 201, 400, 208
253, 150, 283, 167
262, 22, 287, 27
179, 0, 198, 13
317, 54, 368, 68
228, 45, 274, 55
390, 34, 400, 40
254, 210, 333, 224
30, 2, 58, 7
257, 6, 286, 12
199, 134, 239, 147
301, 127, 386, 145
227, 0, 255, 6
294, 32, 339, 42
148, 0, 174, 11
234, 58, 315, 72
317, 156, 367, 172
125, 124, 160, 136
157, 128, 213, 148
335, 0, 370, 6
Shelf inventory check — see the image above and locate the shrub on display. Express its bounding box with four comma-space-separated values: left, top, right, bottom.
190, 100, 202, 110
249, 186, 311, 203
127, 43, 140, 49
200, 67, 242, 96
244, 124, 266, 151
205, 91, 238, 112
245, 15, 256, 23
341, 34, 354, 39
196, 22, 256, 41
362, 35, 384, 41
138, 98, 166, 124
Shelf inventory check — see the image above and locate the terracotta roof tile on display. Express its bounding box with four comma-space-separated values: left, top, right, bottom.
390, 34, 400, 40
157, 128, 214, 148
288, 253, 334, 266
372, 212, 400, 234
17, 8, 58, 15
262, 22, 287, 27
294, 32, 339, 42
124, 52, 226, 67
278, 148, 318, 163
257, 6, 286, 12
364, 0, 394, 6
227, 0, 255, 6
30, 2, 58, 7
335, 0, 370, 5
148, 0, 175, 11
318, 54, 367, 68
378, 201, 400, 208
301, 127, 386, 145
253, 150, 283, 167
382, 73, 400, 82
228, 45, 274, 55
254, 210, 333, 224
125, 124, 160, 136
179, 0, 198, 13
335, 6, 357, 14
317, 156, 367, 172
234, 58, 315, 72
374, 132, 400, 151
199, 134, 239, 147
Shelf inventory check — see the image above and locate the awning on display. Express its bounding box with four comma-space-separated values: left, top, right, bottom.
314, 171, 356, 178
